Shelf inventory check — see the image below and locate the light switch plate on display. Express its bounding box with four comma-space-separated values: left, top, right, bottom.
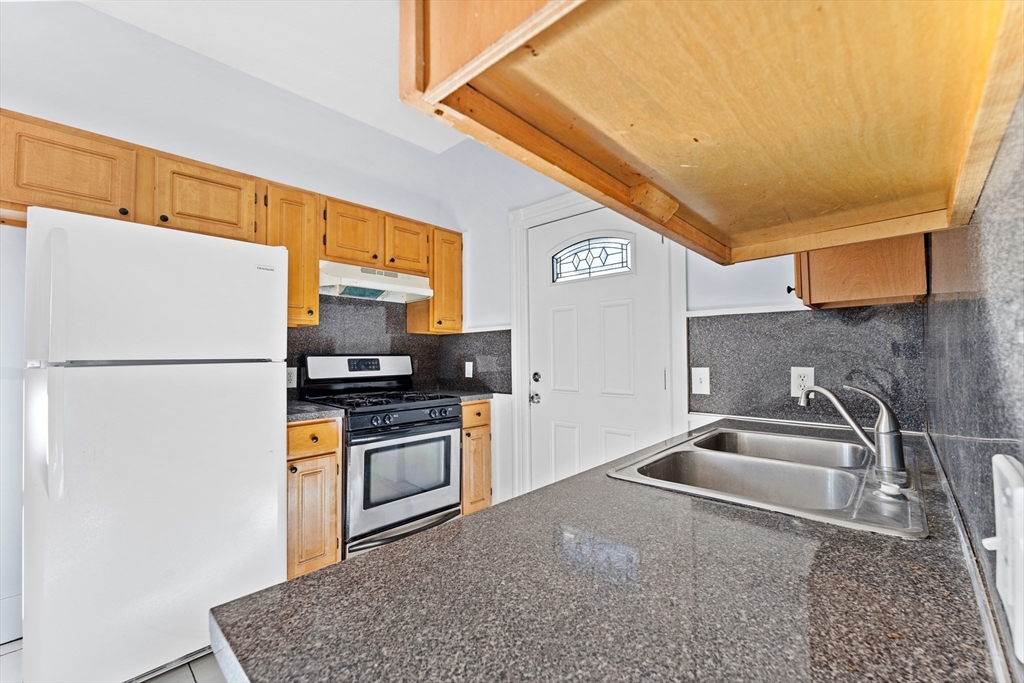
286, 367, 297, 389
465, 361, 473, 378
691, 367, 710, 395
791, 367, 814, 397
982, 454, 1024, 663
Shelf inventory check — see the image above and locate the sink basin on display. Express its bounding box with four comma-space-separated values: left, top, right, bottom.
692, 430, 867, 468
638, 450, 858, 510
608, 424, 928, 538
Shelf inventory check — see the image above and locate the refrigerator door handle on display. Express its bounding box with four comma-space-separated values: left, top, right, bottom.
48, 368, 67, 499
47, 228, 70, 363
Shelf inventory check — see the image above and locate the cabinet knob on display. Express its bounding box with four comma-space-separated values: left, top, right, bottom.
389, 257, 395, 263
311, 435, 319, 443
437, 320, 442, 325
159, 215, 169, 222
118, 207, 129, 216
372, 254, 378, 259
787, 286, 796, 294
289, 466, 298, 474
307, 309, 314, 316
476, 411, 482, 417
466, 432, 471, 438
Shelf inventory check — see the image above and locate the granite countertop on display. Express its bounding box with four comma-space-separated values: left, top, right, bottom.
285, 400, 345, 424
445, 389, 494, 403
211, 419, 991, 682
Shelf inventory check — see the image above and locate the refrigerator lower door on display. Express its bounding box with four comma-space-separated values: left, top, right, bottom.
23, 362, 286, 683
24, 207, 287, 364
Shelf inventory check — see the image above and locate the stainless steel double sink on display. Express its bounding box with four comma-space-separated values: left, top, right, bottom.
608, 427, 928, 538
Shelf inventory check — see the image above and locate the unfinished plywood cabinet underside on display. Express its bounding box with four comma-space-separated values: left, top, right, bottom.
401, 0, 1024, 264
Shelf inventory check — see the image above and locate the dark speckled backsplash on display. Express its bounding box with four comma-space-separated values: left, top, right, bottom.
926, 96, 1023, 680
687, 305, 927, 431
286, 295, 511, 398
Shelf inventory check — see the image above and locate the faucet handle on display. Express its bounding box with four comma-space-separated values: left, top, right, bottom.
842, 385, 901, 433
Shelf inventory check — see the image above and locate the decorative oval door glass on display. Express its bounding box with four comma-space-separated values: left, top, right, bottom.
551, 237, 631, 283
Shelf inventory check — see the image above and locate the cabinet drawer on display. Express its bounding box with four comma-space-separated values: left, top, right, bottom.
288, 421, 339, 458
462, 401, 490, 428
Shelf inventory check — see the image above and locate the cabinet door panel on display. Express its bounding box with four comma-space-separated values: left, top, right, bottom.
287, 453, 339, 578
324, 199, 382, 266
462, 425, 491, 516
0, 115, 135, 220
385, 215, 430, 275
154, 157, 256, 241
433, 228, 463, 331
267, 185, 320, 326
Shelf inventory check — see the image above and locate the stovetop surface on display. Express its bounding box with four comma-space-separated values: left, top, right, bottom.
305, 391, 461, 413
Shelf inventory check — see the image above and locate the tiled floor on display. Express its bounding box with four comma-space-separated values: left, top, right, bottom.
0, 641, 227, 683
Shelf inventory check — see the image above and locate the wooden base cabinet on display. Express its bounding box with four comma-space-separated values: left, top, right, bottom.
792, 234, 927, 309
461, 401, 491, 516
287, 420, 341, 579
407, 226, 463, 334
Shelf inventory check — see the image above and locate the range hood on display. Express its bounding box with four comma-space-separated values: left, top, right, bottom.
319, 261, 432, 303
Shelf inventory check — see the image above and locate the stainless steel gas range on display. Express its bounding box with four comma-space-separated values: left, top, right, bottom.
298, 355, 462, 556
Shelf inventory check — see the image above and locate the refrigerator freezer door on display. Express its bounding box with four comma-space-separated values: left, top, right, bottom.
22, 362, 287, 683
25, 207, 287, 363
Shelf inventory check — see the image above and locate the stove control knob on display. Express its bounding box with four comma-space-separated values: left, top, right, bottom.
383, 414, 395, 425
439, 407, 450, 417
429, 409, 438, 418
370, 415, 381, 427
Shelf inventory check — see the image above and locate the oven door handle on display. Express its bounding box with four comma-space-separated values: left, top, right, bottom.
347, 507, 461, 554
347, 419, 461, 445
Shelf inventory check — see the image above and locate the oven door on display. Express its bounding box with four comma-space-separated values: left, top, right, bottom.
346, 422, 462, 541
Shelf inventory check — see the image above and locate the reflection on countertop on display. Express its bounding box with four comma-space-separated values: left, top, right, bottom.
212, 418, 991, 682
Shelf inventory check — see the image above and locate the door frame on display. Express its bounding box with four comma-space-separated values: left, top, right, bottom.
509, 193, 689, 496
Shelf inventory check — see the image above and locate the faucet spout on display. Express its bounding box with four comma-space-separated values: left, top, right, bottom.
798, 386, 877, 454
799, 385, 906, 474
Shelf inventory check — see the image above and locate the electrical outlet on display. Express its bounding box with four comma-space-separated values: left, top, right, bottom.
691, 367, 710, 395
465, 361, 474, 378
286, 367, 297, 389
791, 367, 814, 397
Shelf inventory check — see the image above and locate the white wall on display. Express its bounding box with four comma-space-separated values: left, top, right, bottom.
0, 226, 26, 643
0, 1, 569, 329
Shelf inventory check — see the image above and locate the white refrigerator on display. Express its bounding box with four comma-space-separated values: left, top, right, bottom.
21, 208, 288, 682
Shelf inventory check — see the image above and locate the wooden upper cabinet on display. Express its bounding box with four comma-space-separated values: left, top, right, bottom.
323, 198, 383, 267
401, 0, 1024, 264
407, 226, 462, 334
384, 215, 430, 275
286, 452, 339, 579
266, 183, 320, 326
792, 234, 927, 309
154, 156, 256, 241
0, 112, 136, 220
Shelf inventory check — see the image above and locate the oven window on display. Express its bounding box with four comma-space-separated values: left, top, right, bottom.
364, 436, 451, 508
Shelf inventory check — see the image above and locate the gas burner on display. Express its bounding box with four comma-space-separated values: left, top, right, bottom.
382, 392, 448, 402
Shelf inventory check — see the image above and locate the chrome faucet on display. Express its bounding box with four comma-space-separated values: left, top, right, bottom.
798, 385, 905, 474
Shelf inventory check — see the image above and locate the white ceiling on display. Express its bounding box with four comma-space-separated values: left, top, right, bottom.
80, 0, 466, 154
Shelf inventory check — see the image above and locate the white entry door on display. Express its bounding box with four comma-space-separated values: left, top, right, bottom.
528, 208, 672, 488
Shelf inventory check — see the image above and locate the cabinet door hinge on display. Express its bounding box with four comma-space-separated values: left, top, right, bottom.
254, 192, 258, 204
323, 234, 327, 246
337, 538, 340, 549
264, 194, 268, 207
337, 464, 340, 475
427, 256, 429, 264
254, 222, 257, 233
323, 208, 327, 220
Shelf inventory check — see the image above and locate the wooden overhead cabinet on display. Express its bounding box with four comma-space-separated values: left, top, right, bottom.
323, 198, 384, 267
384, 215, 430, 274
792, 235, 928, 309
400, 0, 1024, 264
0, 111, 136, 221
266, 183, 321, 326
153, 155, 257, 242
407, 226, 463, 334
